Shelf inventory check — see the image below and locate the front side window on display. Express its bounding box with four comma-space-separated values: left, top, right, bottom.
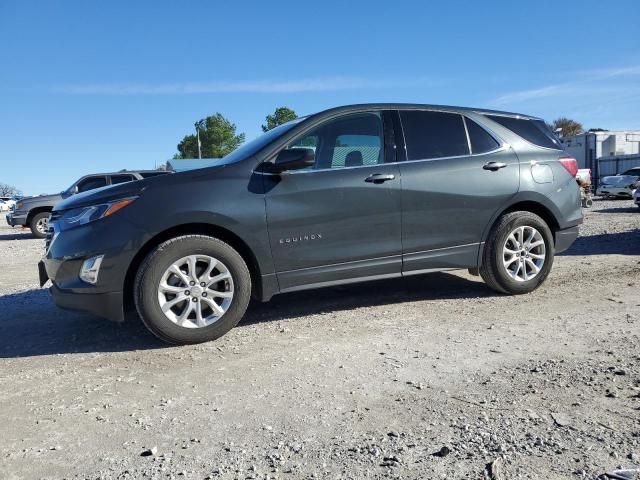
284, 112, 385, 169
400, 110, 470, 160
76, 176, 107, 193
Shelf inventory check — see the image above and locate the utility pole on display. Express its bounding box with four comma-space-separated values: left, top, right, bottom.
195, 121, 202, 159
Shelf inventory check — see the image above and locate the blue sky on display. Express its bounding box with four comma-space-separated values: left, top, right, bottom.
1, 0, 639, 195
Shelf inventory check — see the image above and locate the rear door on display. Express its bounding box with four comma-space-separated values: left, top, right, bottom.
264, 111, 402, 291
397, 110, 520, 272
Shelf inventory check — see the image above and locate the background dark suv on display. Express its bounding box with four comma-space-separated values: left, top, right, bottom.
7, 170, 169, 238
40, 104, 582, 345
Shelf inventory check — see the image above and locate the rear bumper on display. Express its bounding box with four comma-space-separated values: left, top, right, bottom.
49, 283, 125, 322
555, 225, 579, 254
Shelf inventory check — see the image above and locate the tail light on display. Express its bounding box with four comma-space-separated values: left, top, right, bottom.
559, 156, 578, 177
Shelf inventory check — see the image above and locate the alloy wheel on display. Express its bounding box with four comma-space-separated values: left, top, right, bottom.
502, 226, 546, 282
157, 255, 234, 328
36, 217, 49, 235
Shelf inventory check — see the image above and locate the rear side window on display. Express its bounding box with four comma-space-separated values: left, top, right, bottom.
400, 111, 469, 160
485, 115, 561, 150
465, 117, 500, 154
110, 174, 135, 185
139, 171, 169, 178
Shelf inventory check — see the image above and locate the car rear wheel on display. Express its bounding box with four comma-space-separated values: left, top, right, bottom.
134, 235, 251, 345
479, 211, 554, 295
30, 212, 50, 239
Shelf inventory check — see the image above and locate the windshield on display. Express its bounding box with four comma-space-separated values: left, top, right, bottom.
213, 118, 305, 167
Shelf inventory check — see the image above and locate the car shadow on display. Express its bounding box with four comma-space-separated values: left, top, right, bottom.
0, 272, 494, 359
0, 231, 35, 241
560, 230, 640, 256
0, 289, 165, 359
591, 206, 638, 214
241, 271, 493, 326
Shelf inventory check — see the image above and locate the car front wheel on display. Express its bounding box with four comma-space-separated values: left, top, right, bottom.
30, 212, 50, 239
134, 235, 251, 345
479, 211, 555, 295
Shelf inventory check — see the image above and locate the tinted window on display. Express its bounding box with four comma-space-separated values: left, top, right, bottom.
400, 111, 469, 160
485, 115, 561, 150
465, 118, 500, 154
139, 171, 170, 178
111, 174, 135, 185
76, 176, 107, 193
285, 112, 384, 169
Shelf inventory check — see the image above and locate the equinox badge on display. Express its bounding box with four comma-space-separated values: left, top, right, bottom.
279, 233, 323, 244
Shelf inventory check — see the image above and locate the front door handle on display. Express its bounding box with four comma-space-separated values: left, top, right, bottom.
365, 173, 396, 183
483, 162, 507, 171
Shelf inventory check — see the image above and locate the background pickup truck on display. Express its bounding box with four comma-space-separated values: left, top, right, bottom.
6, 170, 170, 238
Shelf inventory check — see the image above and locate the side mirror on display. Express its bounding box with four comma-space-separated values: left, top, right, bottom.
269, 148, 315, 173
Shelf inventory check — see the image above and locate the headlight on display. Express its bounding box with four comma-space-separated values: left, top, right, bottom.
16, 201, 24, 210
57, 197, 137, 230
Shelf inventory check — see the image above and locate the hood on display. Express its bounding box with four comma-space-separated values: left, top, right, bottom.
601, 175, 635, 186
21, 192, 64, 205
54, 181, 146, 211
52, 168, 208, 212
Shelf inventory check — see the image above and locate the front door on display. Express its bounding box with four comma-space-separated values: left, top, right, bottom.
263, 111, 402, 291
397, 110, 520, 272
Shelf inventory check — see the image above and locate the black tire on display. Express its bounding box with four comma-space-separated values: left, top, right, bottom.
134, 235, 251, 345
30, 212, 50, 239
479, 211, 554, 295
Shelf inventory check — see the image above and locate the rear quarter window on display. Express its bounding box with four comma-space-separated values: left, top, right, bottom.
464, 117, 500, 154
485, 115, 561, 150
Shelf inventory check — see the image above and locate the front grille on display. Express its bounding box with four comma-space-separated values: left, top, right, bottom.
45, 212, 60, 253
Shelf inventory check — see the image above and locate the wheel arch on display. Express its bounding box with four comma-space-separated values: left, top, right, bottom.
26, 206, 53, 224
477, 196, 561, 267
123, 223, 263, 312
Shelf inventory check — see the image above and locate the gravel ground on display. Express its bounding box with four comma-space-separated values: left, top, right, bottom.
0, 200, 639, 480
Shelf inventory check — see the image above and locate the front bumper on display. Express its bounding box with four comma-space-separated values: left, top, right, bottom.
555, 225, 579, 254
40, 213, 145, 323
6, 212, 27, 227
49, 282, 125, 322
596, 187, 632, 197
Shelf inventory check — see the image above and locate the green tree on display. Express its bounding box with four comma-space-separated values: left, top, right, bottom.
550, 117, 583, 138
261, 106, 297, 132
176, 113, 245, 158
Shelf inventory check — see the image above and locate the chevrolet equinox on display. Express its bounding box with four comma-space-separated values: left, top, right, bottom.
40, 104, 582, 344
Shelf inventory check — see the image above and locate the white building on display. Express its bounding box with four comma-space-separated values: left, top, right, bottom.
560, 130, 640, 182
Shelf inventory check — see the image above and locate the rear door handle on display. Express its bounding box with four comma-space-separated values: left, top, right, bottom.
365, 173, 396, 183
483, 162, 507, 171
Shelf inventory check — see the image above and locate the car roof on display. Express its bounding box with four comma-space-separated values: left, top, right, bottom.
306, 103, 543, 121
77, 170, 170, 177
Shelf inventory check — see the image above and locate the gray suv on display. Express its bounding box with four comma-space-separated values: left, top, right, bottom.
40, 104, 582, 345
7, 170, 169, 238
